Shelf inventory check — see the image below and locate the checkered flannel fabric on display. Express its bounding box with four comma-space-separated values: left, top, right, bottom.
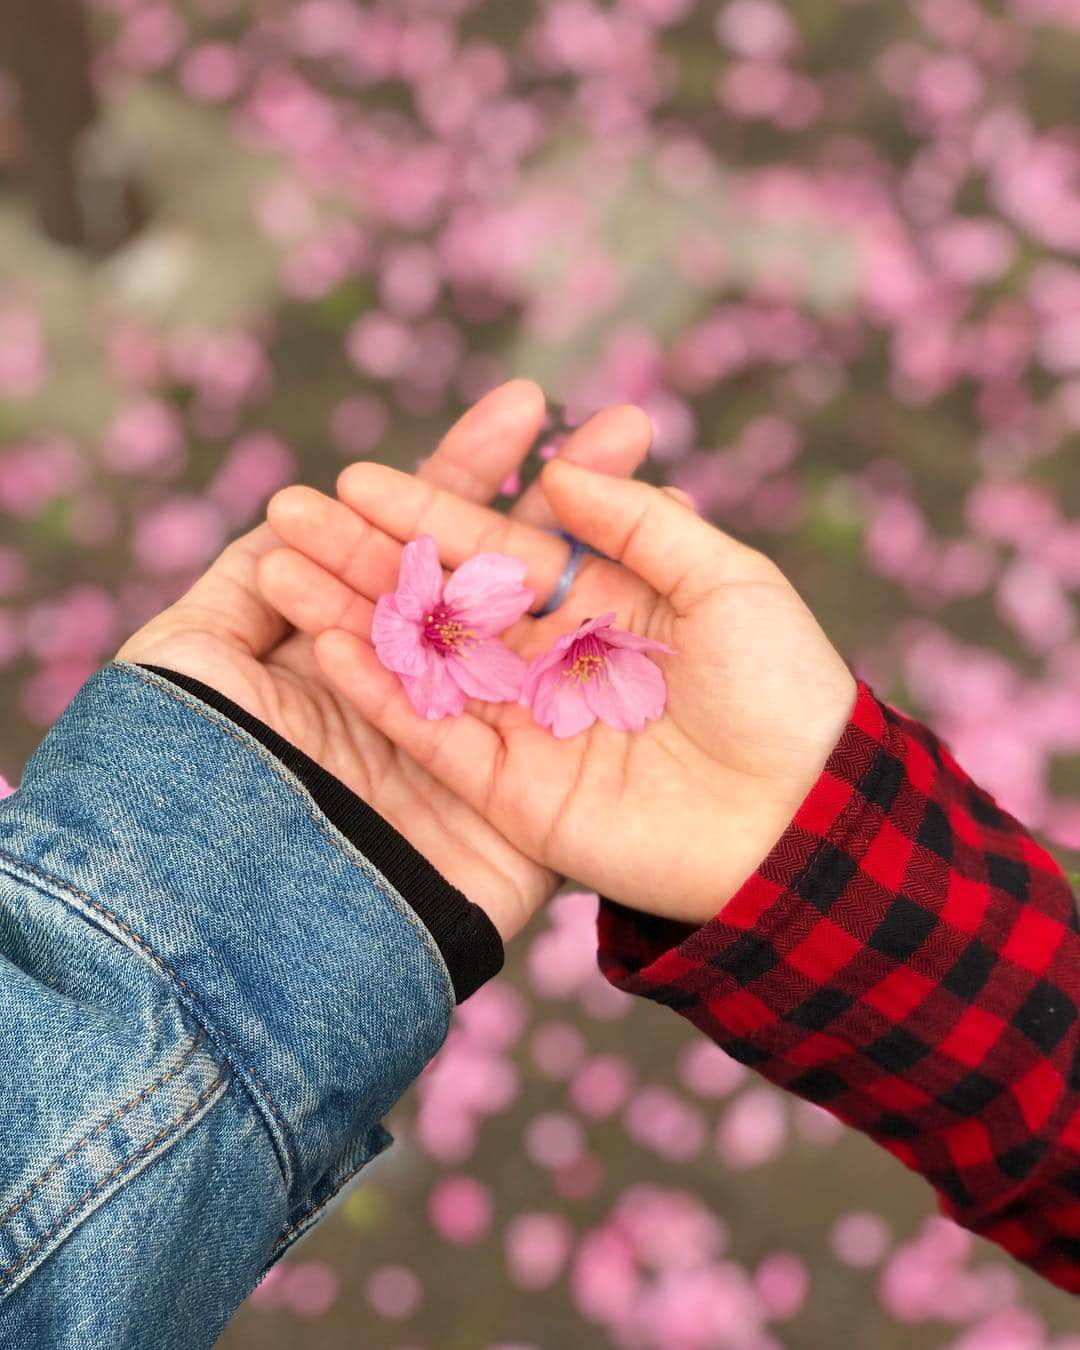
598, 682, 1080, 1293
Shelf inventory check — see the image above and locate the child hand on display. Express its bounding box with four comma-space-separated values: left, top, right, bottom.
264, 454, 857, 927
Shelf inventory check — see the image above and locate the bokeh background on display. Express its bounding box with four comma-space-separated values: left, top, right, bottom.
2, 1, 1080, 1346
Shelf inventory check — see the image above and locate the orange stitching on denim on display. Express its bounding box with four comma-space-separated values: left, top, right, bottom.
0, 1070, 227, 1288
0, 1031, 207, 1227
271, 1155, 372, 1256
116, 662, 455, 1005
0, 849, 297, 1192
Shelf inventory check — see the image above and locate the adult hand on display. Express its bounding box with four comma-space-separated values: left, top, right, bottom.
262, 456, 857, 927
117, 382, 652, 938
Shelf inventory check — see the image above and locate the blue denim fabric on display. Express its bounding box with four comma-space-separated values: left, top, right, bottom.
0, 662, 455, 1348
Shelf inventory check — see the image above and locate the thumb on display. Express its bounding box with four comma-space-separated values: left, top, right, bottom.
540, 459, 761, 607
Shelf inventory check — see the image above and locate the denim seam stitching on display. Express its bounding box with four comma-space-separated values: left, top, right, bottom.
0, 849, 297, 1194
0, 1069, 228, 1289
0, 1030, 207, 1227
271, 1154, 372, 1257
114, 662, 455, 1005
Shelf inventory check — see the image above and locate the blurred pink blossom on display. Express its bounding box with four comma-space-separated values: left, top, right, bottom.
570, 1053, 636, 1119
678, 1041, 748, 1099
0, 439, 86, 518
207, 433, 296, 524
524, 1112, 585, 1169
346, 312, 416, 379
715, 1086, 787, 1168
115, 2, 186, 71
0, 304, 46, 397
329, 392, 390, 458
133, 496, 227, 574
715, 0, 798, 60
366, 1265, 424, 1320
529, 1020, 586, 1078
281, 1260, 338, 1318
624, 1086, 707, 1161
427, 1174, 493, 1245
504, 1212, 574, 1290
178, 42, 247, 101
101, 400, 185, 476
23, 586, 119, 661
831, 1211, 892, 1268
754, 1252, 809, 1321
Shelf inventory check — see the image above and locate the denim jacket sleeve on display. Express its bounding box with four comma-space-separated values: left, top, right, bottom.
0, 661, 491, 1349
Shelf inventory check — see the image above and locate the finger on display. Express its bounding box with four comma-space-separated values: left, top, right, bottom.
330, 464, 577, 605
540, 459, 765, 609
266, 484, 408, 601
417, 379, 547, 502
511, 405, 652, 528
257, 547, 374, 638
662, 485, 696, 510
167, 524, 291, 657
313, 626, 502, 814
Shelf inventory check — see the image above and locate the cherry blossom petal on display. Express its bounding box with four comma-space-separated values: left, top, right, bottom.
399, 653, 469, 719
602, 627, 677, 655
530, 667, 598, 738
583, 648, 668, 731
372, 594, 428, 675
521, 642, 573, 704
572, 612, 618, 640
447, 638, 528, 701
444, 553, 534, 636
394, 534, 444, 621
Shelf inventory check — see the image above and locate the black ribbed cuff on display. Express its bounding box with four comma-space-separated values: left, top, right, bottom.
137, 665, 504, 1002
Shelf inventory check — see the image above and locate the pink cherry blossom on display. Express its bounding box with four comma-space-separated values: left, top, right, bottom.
830, 1211, 892, 1268
754, 1252, 809, 1320
504, 1212, 574, 1290
427, 1174, 493, 1245
677, 1041, 747, 1099
280, 1260, 338, 1318
570, 1053, 636, 1119
373, 535, 533, 719
529, 1020, 586, 1077
0, 304, 46, 397
101, 399, 185, 476
524, 1111, 585, 1169
624, 1085, 707, 1162
715, 1085, 788, 1168
365, 1265, 423, 1320
522, 612, 675, 738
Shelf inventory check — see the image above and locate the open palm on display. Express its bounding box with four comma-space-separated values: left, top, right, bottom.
117, 383, 652, 939
263, 456, 857, 927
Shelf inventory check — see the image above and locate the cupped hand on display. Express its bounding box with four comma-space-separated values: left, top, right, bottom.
263, 457, 857, 927
116, 382, 653, 938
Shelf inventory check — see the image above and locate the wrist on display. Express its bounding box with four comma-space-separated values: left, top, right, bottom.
612, 667, 858, 931
730, 666, 858, 909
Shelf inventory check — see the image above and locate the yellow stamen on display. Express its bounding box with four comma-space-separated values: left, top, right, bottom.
562, 652, 607, 683
423, 609, 477, 653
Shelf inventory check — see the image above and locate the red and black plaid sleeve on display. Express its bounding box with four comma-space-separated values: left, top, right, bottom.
598, 681, 1080, 1293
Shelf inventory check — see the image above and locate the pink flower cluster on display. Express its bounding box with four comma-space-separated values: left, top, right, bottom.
372, 535, 675, 737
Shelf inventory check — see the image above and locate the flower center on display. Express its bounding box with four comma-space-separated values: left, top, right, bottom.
562, 634, 609, 683
423, 604, 476, 655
